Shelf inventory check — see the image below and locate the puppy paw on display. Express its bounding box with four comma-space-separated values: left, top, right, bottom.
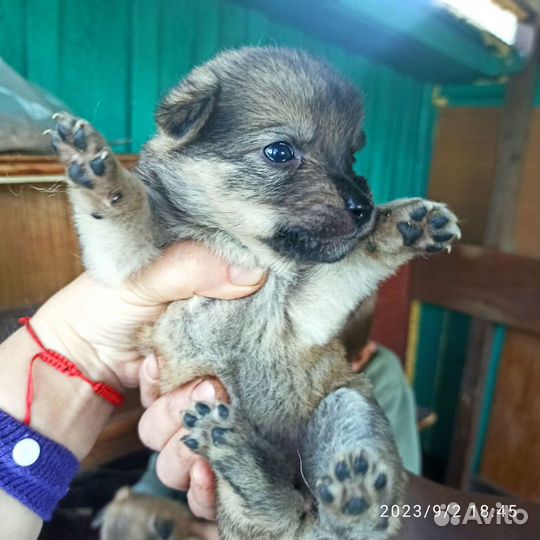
395, 200, 460, 253
47, 112, 125, 217
182, 402, 244, 461
316, 448, 404, 538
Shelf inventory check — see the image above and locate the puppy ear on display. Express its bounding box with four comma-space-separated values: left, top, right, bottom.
354, 129, 367, 152
157, 69, 219, 144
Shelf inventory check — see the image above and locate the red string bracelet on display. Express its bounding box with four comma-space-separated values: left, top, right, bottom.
19, 317, 124, 425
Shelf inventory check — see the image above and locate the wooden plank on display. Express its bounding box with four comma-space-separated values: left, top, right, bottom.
0, 154, 139, 178
131, 0, 160, 151
159, 0, 198, 93
193, 0, 221, 63
26, 0, 60, 94
428, 108, 502, 244
60, 0, 131, 151
514, 110, 540, 258
480, 329, 540, 501
484, 56, 538, 251
370, 264, 413, 362
0, 0, 27, 75
446, 320, 495, 487
412, 244, 540, 333
0, 182, 81, 311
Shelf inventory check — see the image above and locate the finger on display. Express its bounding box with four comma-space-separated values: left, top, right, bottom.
139, 353, 160, 408
155, 433, 198, 490
187, 459, 217, 521
130, 242, 266, 304
138, 378, 216, 450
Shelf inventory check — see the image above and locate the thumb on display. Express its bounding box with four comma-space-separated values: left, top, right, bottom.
129, 242, 266, 304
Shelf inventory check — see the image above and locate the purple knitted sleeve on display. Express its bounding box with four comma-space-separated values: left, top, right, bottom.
0, 410, 79, 521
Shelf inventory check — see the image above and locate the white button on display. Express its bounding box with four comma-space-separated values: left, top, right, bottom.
12, 438, 41, 466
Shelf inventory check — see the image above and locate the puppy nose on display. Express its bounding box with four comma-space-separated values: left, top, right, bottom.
346, 194, 373, 225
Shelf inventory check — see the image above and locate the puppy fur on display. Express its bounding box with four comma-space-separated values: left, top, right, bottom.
51, 48, 460, 540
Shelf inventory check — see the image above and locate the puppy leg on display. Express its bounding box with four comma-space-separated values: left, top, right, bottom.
50, 113, 159, 285
301, 380, 407, 540
181, 401, 309, 539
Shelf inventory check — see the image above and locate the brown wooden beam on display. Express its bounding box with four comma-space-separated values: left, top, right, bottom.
445, 320, 495, 487
0, 154, 139, 178
412, 244, 540, 334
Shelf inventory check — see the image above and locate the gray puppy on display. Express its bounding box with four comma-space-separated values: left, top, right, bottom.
50, 48, 460, 540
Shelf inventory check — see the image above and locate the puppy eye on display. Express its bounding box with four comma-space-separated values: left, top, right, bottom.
263, 142, 295, 163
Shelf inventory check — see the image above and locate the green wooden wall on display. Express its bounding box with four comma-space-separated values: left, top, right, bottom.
0, 0, 436, 203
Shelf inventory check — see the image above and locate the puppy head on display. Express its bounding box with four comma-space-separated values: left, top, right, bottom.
144, 47, 374, 264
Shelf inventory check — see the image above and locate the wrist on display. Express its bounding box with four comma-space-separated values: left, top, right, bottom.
0, 326, 115, 460
32, 293, 122, 391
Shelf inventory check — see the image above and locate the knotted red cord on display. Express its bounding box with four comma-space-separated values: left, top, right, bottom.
19, 317, 124, 425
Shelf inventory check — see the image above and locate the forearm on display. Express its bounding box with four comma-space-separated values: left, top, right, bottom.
0, 325, 116, 539
0, 244, 264, 539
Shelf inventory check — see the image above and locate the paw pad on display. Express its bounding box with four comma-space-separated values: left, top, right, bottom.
410, 206, 428, 222
343, 496, 368, 516
397, 222, 422, 247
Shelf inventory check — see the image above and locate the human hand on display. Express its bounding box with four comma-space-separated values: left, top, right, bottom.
32, 242, 265, 389
138, 357, 223, 521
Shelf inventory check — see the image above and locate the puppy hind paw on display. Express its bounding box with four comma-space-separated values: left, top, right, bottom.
316, 448, 404, 538
181, 402, 241, 459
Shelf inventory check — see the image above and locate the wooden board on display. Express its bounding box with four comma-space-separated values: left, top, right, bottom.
477, 110, 540, 501
480, 329, 540, 501
412, 244, 540, 333
0, 182, 82, 311
0, 155, 139, 310
370, 264, 412, 362
0, 154, 139, 178
428, 108, 502, 245
514, 110, 540, 258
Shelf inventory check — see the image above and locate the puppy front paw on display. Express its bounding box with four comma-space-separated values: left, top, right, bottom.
374, 199, 460, 255
48, 112, 125, 218
396, 201, 460, 253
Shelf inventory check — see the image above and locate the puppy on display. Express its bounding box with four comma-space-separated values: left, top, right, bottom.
94, 486, 216, 540
50, 48, 460, 540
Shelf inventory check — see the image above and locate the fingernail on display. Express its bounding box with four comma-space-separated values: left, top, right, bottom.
144, 353, 159, 380
191, 380, 216, 403
228, 266, 265, 286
